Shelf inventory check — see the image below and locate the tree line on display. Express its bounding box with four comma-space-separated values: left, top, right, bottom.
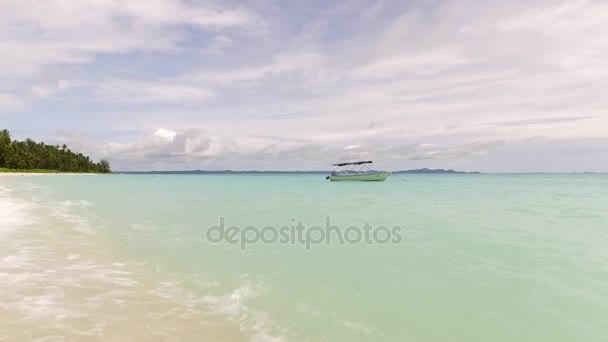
0, 129, 111, 173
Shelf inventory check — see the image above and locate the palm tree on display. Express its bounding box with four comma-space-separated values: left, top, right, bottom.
0, 129, 11, 167
0, 129, 111, 173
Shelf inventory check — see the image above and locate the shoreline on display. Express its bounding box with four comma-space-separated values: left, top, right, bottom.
0, 172, 103, 177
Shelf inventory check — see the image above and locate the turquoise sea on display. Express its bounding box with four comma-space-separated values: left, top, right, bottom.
1, 174, 607, 341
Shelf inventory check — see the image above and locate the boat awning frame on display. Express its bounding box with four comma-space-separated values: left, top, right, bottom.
332, 160, 373, 167
331, 161, 376, 175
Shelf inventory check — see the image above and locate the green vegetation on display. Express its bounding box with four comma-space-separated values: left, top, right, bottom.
0, 168, 61, 173
0, 129, 111, 173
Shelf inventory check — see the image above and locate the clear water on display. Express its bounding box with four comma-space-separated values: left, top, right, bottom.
1, 174, 608, 341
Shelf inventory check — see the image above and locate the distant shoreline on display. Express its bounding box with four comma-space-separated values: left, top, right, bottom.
116, 168, 481, 175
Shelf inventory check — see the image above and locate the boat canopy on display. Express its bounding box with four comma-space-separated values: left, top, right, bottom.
332, 160, 373, 166
330, 161, 378, 176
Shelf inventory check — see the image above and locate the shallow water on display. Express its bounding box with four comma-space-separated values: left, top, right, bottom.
1, 174, 607, 341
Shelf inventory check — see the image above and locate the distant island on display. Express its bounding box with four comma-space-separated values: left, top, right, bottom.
0, 129, 111, 173
118, 168, 480, 175
394, 168, 480, 174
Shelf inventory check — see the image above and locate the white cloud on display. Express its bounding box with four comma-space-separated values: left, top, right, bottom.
183, 52, 327, 86
0, 93, 23, 111
97, 80, 213, 103
30, 86, 54, 98
154, 128, 177, 142
204, 34, 234, 55
0, 0, 261, 77
496, 0, 603, 34
30, 80, 73, 98
55, 129, 238, 170
351, 46, 475, 80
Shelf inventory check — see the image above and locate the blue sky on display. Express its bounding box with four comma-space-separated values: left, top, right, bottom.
1, 0, 607, 171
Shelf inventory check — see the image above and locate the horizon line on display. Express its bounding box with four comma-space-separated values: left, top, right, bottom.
114, 169, 607, 174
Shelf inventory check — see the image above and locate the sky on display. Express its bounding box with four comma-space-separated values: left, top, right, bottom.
1, 0, 607, 172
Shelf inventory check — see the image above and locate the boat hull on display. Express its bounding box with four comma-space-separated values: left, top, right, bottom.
329, 171, 390, 182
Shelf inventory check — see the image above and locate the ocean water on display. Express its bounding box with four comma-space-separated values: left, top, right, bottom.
1, 174, 607, 341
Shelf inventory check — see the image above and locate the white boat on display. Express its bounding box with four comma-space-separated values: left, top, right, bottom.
326, 161, 390, 181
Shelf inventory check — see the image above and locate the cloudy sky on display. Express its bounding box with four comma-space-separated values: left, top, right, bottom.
1, 0, 607, 172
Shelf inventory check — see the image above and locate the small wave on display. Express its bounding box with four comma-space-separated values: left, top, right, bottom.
203, 283, 288, 342
48, 200, 95, 234
65, 259, 139, 287
296, 301, 322, 320
342, 320, 376, 334
0, 186, 35, 231
150, 277, 288, 342
131, 222, 157, 231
